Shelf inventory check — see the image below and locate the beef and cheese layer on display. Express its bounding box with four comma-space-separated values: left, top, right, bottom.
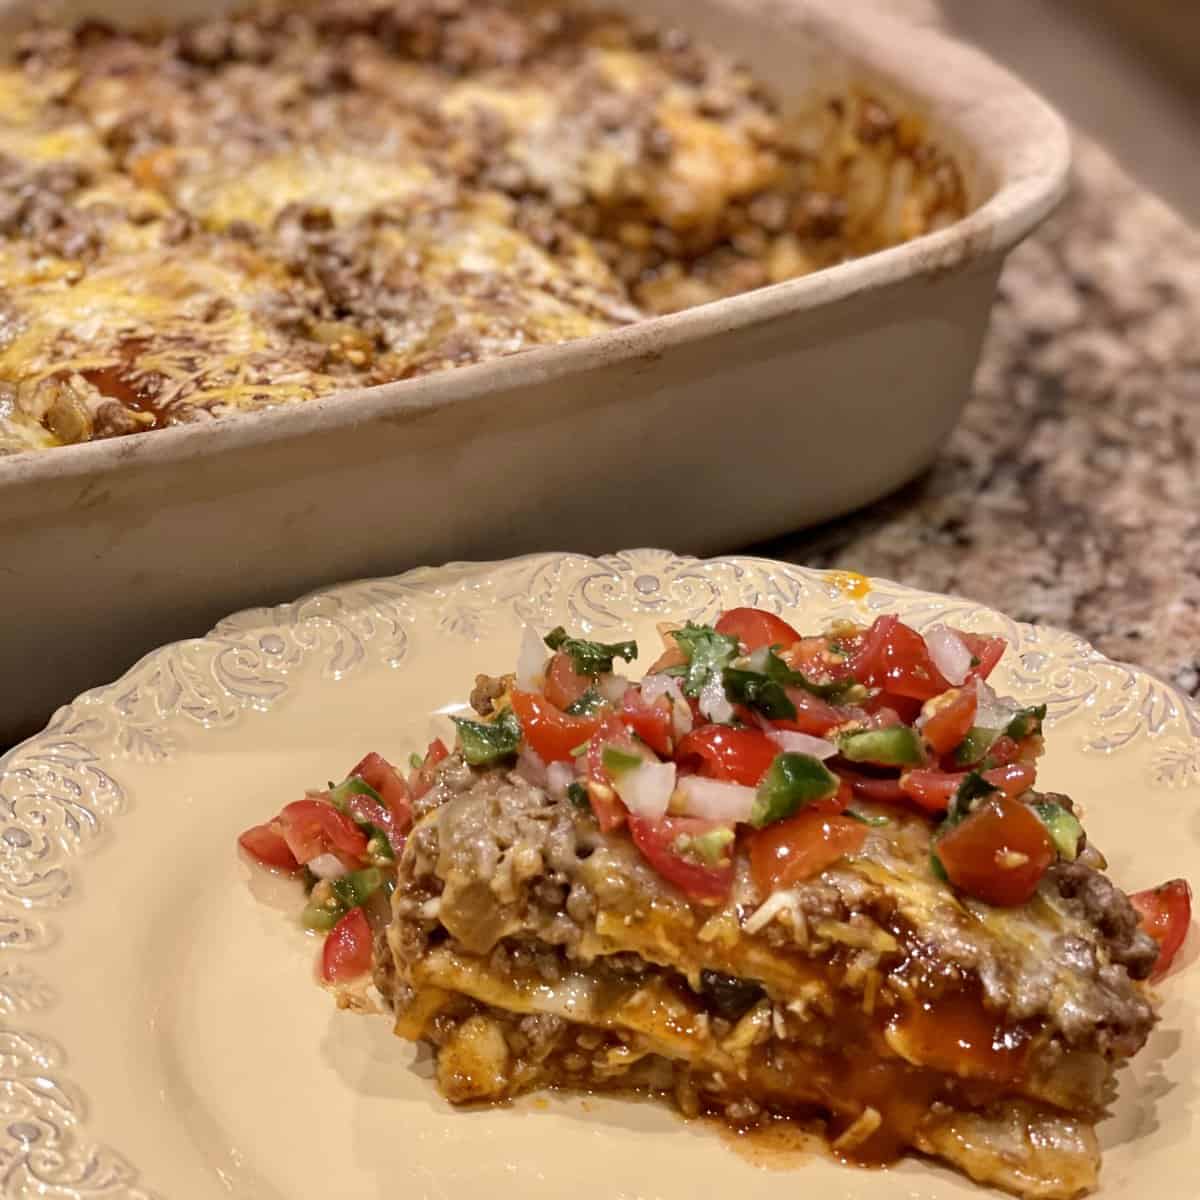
1, 0, 966, 453
381, 759, 1152, 1199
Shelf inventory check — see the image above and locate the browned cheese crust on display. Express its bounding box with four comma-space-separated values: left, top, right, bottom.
0, 0, 965, 452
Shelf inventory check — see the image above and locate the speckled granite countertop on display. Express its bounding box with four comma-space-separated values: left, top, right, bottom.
758, 138, 1200, 698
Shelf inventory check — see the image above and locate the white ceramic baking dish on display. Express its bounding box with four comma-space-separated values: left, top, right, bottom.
0, 0, 1070, 742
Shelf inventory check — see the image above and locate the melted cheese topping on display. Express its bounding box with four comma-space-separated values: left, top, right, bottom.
0, 1, 966, 452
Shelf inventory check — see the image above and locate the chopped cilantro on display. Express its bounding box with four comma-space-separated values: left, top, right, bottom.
564, 687, 606, 717
722, 667, 795, 719
748, 646, 864, 702
670, 623, 740, 698
944, 769, 1000, 828
566, 782, 589, 808
544, 627, 637, 677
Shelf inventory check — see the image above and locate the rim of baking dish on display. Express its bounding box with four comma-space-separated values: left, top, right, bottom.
0, 0, 1070, 491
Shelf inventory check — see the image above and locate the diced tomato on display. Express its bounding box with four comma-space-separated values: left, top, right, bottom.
544, 651, 594, 710
676, 725, 779, 787
585, 782, 626, 832
954, 631, 1007, 681
581, 714, 638, 832
834, 767, 907, 806
780, 634, 857, 683
627, 814, 735, 904
349, 751, 413, 836
934, 796, 1055, 906
345, 792, 405, 855
510, 689, 601, 764
715, 607, 802, 652
899, 762, 1038, 814
748, 811, 867, 894
409, 738, 449, 800
850, 615, 951, 702
985, 761, 1037, 797
772, 688, 846, 736
622, 685, 675, 757
862, 696, 921, 726
321, 907, 373, 982
847, 613, 895, 683
816, 778, 855, 816
237, 822, 300, 872
920, 687, 978, 756
278, 798, 368, 865
1129, 879, 1192, 981
981, 734, 1020, 767
899, 769, 963, 813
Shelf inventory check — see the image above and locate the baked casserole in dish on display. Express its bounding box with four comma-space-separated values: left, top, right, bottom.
0, 0, 968, 452
0, 0, 1069, 743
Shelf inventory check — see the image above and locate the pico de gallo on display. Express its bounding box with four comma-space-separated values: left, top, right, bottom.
237, 606, 1192, 985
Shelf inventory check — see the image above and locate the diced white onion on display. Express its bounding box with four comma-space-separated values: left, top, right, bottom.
515, 745, 548, 789
744, 646, 771, 673
641, 673, 679, 704
699, 671, 734, 724
675, 775, 757, 823
611, 759, 676, 821
641, 673, 694, 738
924, 625, 972, 686
597, 674, 630, 704
974, 678, 1020, 729
546, 761, 575, 802
767, 730, 837, 759
308, 853, 348, 880
516, 624, 548, 691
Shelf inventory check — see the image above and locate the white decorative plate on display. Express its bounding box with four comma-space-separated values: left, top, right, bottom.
2, 550, 1197, 1200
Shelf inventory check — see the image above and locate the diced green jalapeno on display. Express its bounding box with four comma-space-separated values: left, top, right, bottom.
302, 898, 346, 931
1005, 704, 1048, 741
838, 726, 924, 767
365, 830, 394, 863
954, 726, 1001, 767
452, 707, 522, 766
1033, 801, 1083, 861
328, 774, 383, 811
845, 809, 889, 827
750, 753, 840, 828
331, 867, 384, 909
601, 746, 643, 774
674, 827, 735, 866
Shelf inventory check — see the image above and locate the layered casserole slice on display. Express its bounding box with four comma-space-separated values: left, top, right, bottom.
238, 607, 1191, 1198
2, 0, 965, 452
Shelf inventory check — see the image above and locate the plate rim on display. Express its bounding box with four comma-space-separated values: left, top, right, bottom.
3, 547, 1198, 1199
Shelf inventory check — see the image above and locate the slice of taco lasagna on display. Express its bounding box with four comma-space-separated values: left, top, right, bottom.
238, 606, 1191, 1199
